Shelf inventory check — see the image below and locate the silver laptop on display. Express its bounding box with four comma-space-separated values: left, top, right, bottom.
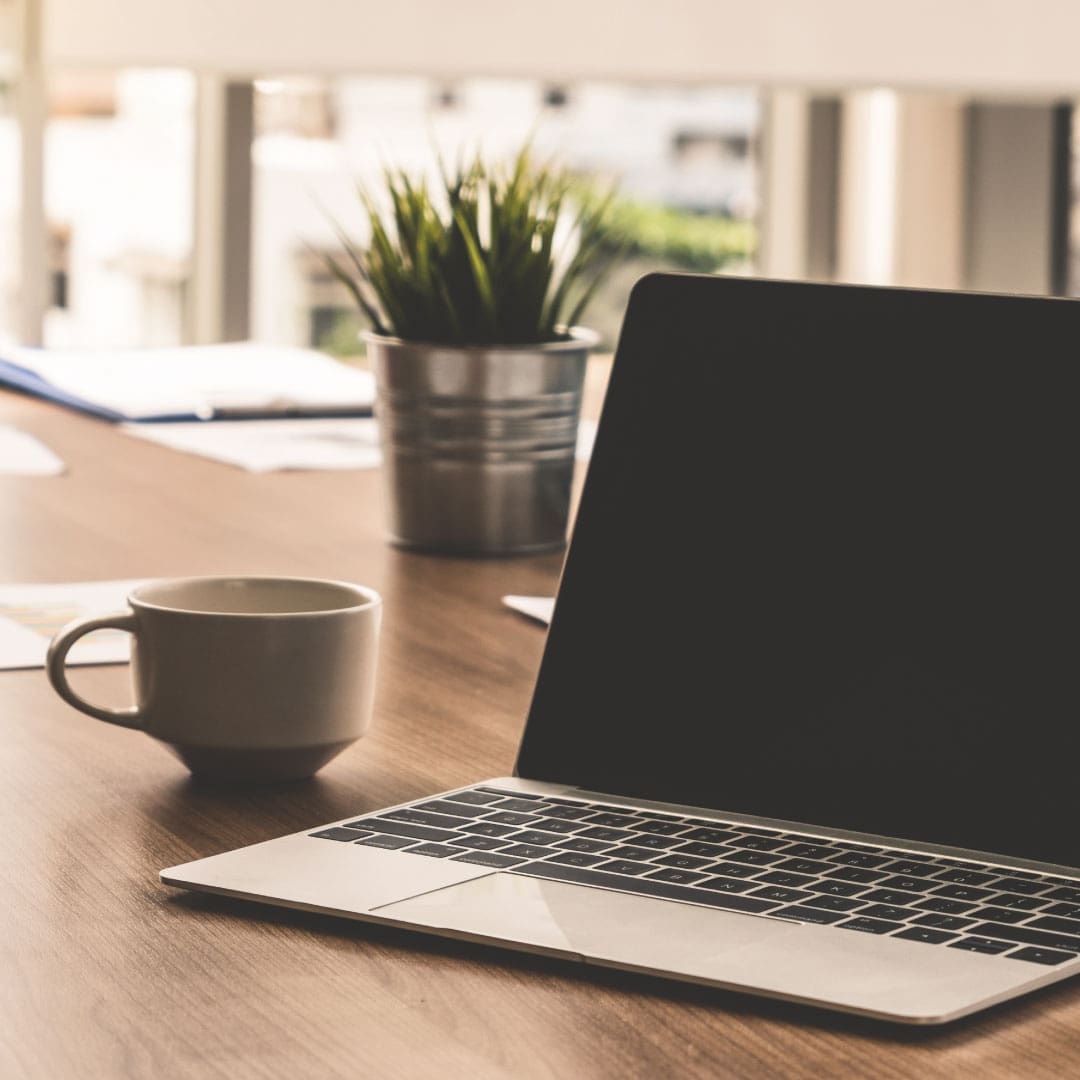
162, 275, 1080, 1025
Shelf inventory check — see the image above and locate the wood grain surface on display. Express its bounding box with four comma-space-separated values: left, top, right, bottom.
3, 373, 1080, 1079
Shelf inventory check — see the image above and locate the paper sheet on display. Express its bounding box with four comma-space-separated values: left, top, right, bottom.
0, 579, 145, 670
3, 342, 375, 421
502, 595, 555, 626
0, 425, 65, 475
122, 417, 598, 473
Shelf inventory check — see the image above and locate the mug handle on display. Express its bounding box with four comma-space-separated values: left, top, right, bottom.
46, 611, 144, 729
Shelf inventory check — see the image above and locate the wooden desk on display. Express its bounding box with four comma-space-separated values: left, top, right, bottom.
3, 382, 1080, 1079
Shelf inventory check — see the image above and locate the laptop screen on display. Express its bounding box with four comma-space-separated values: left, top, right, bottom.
516, 275, 1080, 869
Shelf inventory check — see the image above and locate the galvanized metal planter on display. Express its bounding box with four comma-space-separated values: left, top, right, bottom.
365, 329, 598, 556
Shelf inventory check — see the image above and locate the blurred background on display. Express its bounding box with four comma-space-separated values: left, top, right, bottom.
3, 0, 1080, 354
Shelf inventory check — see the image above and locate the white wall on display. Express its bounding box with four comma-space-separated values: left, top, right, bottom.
42, 0, 1080, 96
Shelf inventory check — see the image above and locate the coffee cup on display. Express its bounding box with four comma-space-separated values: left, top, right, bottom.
46, 576, 381, 782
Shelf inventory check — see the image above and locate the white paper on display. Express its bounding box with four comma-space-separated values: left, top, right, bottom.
502, 595, 555, 626
122, 416, 598, 473
0, 579, 146, 670
6, 342, 375, 420
0, 425, 65, 475
122, 417, 383, 472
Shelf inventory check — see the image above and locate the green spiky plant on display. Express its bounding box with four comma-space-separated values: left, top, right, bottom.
325, 147, 619, 346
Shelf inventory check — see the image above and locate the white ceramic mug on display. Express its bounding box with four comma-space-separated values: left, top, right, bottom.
46, 576, 382, 782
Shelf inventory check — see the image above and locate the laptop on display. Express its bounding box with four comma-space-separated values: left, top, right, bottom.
162, 274, 1080, 1025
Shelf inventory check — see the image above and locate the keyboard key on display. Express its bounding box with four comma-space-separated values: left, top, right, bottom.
543, 797, 589, 807
968, 922, 1080, 953
975, 905, 1034, 925
1045, 887, 1080, 903
876, 876, 935, 892
930, 883, 994, 902
1027, 915, 1080, 936
600, 860, 652, 876
894, 927, 958, 945
859, 904, 915, 921
605, 845, 664, 862
444, 790, 503, 805
555, 837, 611, 853
988, 877, 1050, 895
1042, 876, 1080, 888
417, 799, 489, 819
311, 827, 369, 842
698, 877, 755, 893
782, 844, 835, 860
783, 832, 825, 842
511, 831, 561, 847
647, 868, 709, 886
915, 897, 976, 914
839, 917, 902, 935
493, 798, 554, 813
514, 861, 780, 915
451, 851, 527, 869
459, 822, 517, 838
627, 833, 681, 850
913, 913, 975, 931
379, 808, 473, 829
729, 835, 788, 852
484, 811, 541, 827
827, 867, 886, 884
477, 787, 543, 799
774, 857, 833, 875
934, 868, 995, 886
833, 842, 884, 853
708, 862, 761, 879
737, 826, 783, 836
675, 841, 730, 859
882, 849, 936, 862
541, 805, 596, 821
751, 885, 812, 903
632, 810, 683, 822
802, 894, 864, 913
772, 905, 849, 925
526, 818, 583, 835
585, 812, 640, 828
368, 819, 459, 843
579, 826, 636, 843
447, 835, 510, 851
354, 834, 414, 850
830, 851, 890, 869
1002, 870, 1041, 881
721, 850, 784, 867
1045, 902, 1080, 919
936, 858, 988, 870
407, 843, 458, 858
949, 937, 1013, 955
757, 870, 815, 888
681, 827, 739, 845
1007, 946, 1078, 966
881, 860, 938, 877
633, 820, 690, 836
809, 880, 866, 898
498, 844, 552, 860
861, 889, 919, 906
654, 852, 711, 870
986, 893, 1048, 911
548, 851, 606, 868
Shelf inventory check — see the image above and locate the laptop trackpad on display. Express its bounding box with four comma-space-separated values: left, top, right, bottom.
376, 871, 794, 965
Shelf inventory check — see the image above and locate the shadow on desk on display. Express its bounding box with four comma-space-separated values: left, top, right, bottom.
163, 886, 1080, 1047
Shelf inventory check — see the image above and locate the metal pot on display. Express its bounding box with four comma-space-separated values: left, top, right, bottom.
365, 328, 597, 556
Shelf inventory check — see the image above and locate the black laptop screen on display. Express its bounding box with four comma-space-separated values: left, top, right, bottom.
516, 275, 1080, 869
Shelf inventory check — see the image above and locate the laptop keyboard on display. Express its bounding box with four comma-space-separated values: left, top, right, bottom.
310, 787, 1080, 967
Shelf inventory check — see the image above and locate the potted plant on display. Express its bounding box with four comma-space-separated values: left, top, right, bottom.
326, 147, 618, 555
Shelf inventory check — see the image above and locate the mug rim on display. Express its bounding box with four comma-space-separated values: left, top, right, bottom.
128, 576, 382, 618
